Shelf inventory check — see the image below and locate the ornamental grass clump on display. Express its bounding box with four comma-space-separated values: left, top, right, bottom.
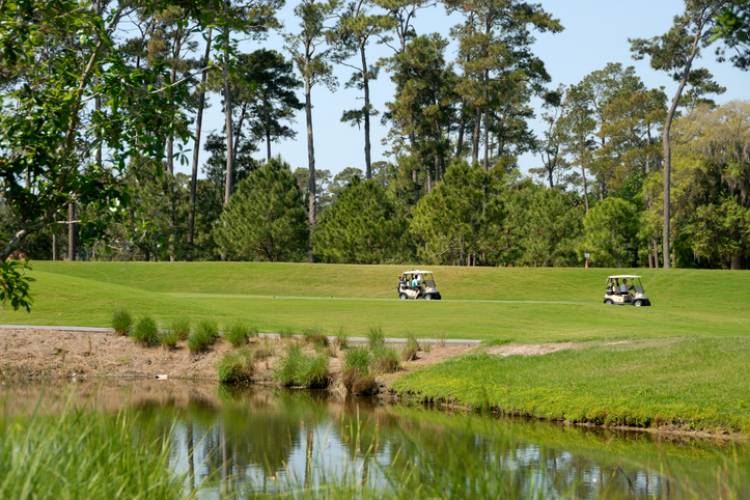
132, 316, 159, 347
367, 327, 385, 350
218, 349, 255, 384
402, 334, 420, 362
342, 346, 377, 395
335, 328, 349, 350
170, 318, 191, 341
111, 309, 132, 336
226, 322, 253, 347
159, 329, 179, 350
372, 346, 400, 374
303, 328, 329, 348
275, 345, 330, 388
188, 320, 219, 354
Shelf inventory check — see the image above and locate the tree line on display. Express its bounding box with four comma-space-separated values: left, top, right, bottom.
0, 0, 749, 301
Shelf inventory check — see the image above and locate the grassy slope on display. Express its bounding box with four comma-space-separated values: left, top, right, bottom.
1, 261, 749, 343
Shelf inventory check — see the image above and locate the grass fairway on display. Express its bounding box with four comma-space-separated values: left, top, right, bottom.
2, 261, 750, 433
0, 261, 749, 343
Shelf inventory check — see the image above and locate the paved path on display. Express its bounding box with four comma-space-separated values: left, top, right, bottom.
0, 324, 482, 346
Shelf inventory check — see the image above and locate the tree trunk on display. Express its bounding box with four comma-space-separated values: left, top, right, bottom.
483, 110, 490, 169
67, 203, 76, 261
456, 108, 466, 158
188, 28, 212, 251
731, 252, 743, 270
266, 129, 272, 163
233, 102, 247, 164
581, 166, 589, 213
661, 21, 703, 269
471, 109, 481, 164
305, 75, 316, 262
360, 44, 372, 179
223, 25, 234, 206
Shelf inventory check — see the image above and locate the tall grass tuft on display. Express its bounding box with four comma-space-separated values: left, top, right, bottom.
343, 346, 377, 395
169, 318, 191, 341
303, 328, 329, 348
159, 329, 179, 350
132, 316, 159, 347
226, 322, 253, 347
111, 309, 132, 336
188, 320, 219, 354
402, 334, 420, 361
335, 328, 349, 350
275, 345, 330, 388
367, 327, 385, 350
372, 346, 400, 374
218, 348, 254, 384
0, 410, 182, 499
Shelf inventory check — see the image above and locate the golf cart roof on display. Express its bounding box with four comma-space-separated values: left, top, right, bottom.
403, 270, 433, 274
608, 275, 641, 279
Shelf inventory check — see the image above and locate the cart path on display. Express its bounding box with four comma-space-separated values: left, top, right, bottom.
0, 324, 482, 346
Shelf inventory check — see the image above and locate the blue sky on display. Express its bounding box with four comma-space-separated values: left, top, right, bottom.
186, 0, 749, 178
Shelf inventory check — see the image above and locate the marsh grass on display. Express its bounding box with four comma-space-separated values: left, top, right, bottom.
402, 334, 420, 361
132, 316, 159, 347
169, 318, 191, 341
372, 346, 400, 374
188, 320, 219, 354
367, 327, 385, 350
218, 349, 255, 384
111, 308, 132, 336
0, 410, 182, 499
226, 322, 253, 347
334, 328, 349, 350
302, 328, 329, 348
343, 346, 377, 395
159, 329, 179, 350
275, 345, 330, 388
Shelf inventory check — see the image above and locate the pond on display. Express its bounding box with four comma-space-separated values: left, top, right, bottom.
1, 380, 747, 498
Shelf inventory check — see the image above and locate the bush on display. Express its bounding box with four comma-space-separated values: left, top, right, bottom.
367, 327, 385, 350
303, 328, 329, 348
188, 320, 219, 354
226, 322, 253, 347
132, 316, 159, 347
111, 309, 132, 336
402, 334, 420, 361
159, 330, 179, 350
170, 318, 191, 341
275, 345, 330, 388
345, 347, 371, 376
372, 346, 400, 374
218, 349, 254, 384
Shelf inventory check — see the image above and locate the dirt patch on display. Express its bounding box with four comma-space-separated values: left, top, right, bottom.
486, 342, 581, 357
0, 329, 473, 389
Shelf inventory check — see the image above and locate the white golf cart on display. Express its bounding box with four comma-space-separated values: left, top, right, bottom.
604, 275, 651, 307
397, 270, 442, 301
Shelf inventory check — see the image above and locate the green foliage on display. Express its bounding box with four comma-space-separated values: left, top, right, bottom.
581, 197, 639, 267
111, 308, 132, 336
226, 322, 253, 347
0, 410, 181, 499
158, 330, 179, 350
314, 179, 411, 263
169, 318, 191, 341
367, 327, 385, 350
334, 328, 349, 350
402, 334, 420, 362
302, 328, 329, 348
188, 320, 219, 354
132, 316, 159, 347
344, 346, 371, 375
275, 345, 330, 388
218, 349, 255, 384
214, 159, 308, 261
0, 260, 34, 312
372, 346, 400, 374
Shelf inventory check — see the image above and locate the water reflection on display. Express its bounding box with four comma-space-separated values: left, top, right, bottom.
2, 382, 747, 498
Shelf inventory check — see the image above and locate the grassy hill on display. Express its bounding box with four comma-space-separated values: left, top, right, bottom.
1, 261, 748, 342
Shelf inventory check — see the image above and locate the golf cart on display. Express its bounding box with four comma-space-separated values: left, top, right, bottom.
603, 275, 651, 307
398, 270, 442, 301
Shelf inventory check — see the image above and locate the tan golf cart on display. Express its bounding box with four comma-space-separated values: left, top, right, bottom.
397, 270, 442, 301
603, 275, 651, 307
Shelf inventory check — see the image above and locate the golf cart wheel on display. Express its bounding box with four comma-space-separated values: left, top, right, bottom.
424, 294, 432, 301
604, 299, 614, 305
399, 293, 408, 301
634, 299, 643, 307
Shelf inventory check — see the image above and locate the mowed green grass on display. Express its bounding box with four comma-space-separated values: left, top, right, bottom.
0, 261, 749, 342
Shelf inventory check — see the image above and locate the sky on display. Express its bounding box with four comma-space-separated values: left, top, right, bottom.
183, 0, 749, 179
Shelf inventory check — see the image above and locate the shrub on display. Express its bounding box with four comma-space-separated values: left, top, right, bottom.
367, 327, 385, 350
303, 328, 329, 348
188, 320, 219, 354
226, 322, 252, 347
170, 318, 191, 341
132, 316, 159, 347
372, 346, 400, 374
111, 309, 132, 336
402, 334, 420, 362
275, 345, 330, 388
218, 349, 254, 384
345, 347, 371, 376
159, 330, 179, 350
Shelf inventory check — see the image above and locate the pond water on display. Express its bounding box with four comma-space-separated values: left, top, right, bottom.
1, 380, 748, 498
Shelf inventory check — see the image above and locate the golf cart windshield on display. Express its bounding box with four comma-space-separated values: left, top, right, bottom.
607, 276, 644, 293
